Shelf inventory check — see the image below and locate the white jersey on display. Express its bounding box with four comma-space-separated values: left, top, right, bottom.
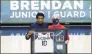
34, 32, 54, 53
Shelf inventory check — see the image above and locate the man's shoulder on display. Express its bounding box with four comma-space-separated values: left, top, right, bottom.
31, 22, 37, 25
48, 24, 65, 27
31, 22, 48, 25
29, 22, 37, 27
59, 24, 66, 29
59, 24, 65, 27
48, 25, 54, 28
43, 23, 48, 25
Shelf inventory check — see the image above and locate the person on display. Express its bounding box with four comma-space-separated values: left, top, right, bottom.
48, 14, 69, 44
26, 12, 48, 40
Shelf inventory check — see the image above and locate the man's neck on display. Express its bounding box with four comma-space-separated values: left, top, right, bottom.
36, 22, 43, 25
53, 23, 60, 26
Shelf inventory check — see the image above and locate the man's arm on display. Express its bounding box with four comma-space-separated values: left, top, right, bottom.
66, 32, 69, 40
65, 31, 69, 44
25, 30, 34, 40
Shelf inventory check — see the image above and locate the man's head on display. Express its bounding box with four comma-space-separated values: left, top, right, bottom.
36, 12, 44, 24
52, 14, 59, 25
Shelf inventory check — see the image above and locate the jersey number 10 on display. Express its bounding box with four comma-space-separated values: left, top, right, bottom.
42, 41, 47, 46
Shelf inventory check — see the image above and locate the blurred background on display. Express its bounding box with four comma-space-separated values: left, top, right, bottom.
0, 0, 91, 53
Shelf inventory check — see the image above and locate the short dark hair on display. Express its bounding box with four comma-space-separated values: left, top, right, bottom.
36, 12, 45, 19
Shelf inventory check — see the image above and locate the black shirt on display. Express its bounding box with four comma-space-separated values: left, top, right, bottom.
30, 22, 48, 29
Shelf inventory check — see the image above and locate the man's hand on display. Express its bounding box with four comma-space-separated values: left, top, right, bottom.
26, 30, 34, 40
65, 40, 69, 44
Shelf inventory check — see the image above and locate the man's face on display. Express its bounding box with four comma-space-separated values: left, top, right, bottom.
37, 16, 44, 24
52, 18, 59, 25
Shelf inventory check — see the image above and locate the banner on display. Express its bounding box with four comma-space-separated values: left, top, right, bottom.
1, 0, 91, 23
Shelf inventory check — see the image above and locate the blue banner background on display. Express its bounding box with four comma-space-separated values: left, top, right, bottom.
1, 0, 91, 23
